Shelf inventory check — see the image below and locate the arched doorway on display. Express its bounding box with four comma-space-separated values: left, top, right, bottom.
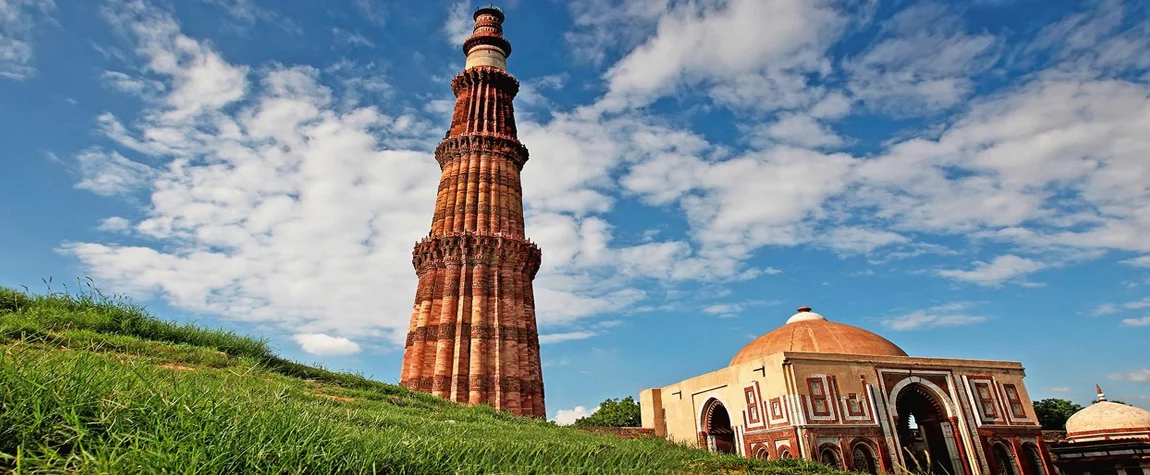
852, 442, 879, 474
701, 398, 735, 454
753, 446, 770, 460
820, 446, 844, 469
1019, 444, 1045, 475
992, 443, 1016, 475
895, 384, 958, 475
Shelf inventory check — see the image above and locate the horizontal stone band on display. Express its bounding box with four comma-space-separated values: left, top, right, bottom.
435, 134, 529, 170
405, 323, 540, 348
403, 375, 544, 395
412, 232, 542, 277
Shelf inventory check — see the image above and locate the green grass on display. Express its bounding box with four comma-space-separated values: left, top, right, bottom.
0, 285, 857, 474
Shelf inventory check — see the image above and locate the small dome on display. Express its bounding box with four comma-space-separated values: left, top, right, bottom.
730, 306, 907, 366
1066, 394, 1150, 441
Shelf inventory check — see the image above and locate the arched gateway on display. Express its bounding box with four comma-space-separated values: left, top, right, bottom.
894, 383, 962, 475
701, 398, 736, 454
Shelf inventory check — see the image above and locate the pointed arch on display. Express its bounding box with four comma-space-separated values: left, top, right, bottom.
699, 398, 735, 455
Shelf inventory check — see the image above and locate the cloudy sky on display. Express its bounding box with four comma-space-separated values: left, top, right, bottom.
2, 0, 1149, 423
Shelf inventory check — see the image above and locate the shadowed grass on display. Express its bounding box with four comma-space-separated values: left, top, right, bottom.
0, 286, 857, 474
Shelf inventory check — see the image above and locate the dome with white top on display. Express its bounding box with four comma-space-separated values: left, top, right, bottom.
730, 306, 907, 366
1065, 386, 1150, 442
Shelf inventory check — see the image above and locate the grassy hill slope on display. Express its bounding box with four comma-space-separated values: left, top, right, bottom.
0, 286, 853, 474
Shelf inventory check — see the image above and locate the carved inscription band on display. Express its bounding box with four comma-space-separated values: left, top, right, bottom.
435, 134, 529, 170
404, 375, 544, 395
405, 323, 540, 348
411, 233, 542, 277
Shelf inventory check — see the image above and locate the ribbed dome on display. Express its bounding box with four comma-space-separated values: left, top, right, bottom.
730, 306, 907, 366
1066, 398, 1150, 440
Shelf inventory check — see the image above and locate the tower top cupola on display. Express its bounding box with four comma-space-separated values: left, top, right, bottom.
464, 4, 512, 70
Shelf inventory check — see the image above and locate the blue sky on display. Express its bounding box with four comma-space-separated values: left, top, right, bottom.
2, 0, 1149, 423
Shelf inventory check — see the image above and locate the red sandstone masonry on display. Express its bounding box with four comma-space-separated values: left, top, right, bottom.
398, 7, 545, 419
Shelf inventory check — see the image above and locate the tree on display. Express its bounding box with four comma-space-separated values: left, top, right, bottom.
573, 396, 642, 427
1033, 398, 1083, 430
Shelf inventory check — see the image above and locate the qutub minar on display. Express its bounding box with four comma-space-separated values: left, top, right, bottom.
400, 5, 545, 418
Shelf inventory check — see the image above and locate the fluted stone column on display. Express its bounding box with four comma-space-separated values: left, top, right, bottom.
399, 5, 545, 419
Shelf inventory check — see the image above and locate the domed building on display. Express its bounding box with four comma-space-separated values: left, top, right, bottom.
640, 306, 1053, 475
1048, 386, 1150, 475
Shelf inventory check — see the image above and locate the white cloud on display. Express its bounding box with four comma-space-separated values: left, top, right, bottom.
0, 0, 54, 80
856, 78, 1150, 250
597, 0, 845, 111
352, 0, 387, 26
845, 3, 998, 114
332, 27, 374, 48
881, 303, 989, 330
199, 0, 298, 30
1122, 316, 1150, 327
937, 255, 1044, 286
539, 331, 598, 344
1121, 255, 1150, 268
552, 405, 598, 426
292, 333, 362, 356
103, 0, 250, 120
1092, 303, 1119, 317
702, 303, 741, 318
808, 92, 852, 120
1048, 386, 1072, 393
73, 148, 156, 196
678, 147, 857, 254
444, 0, 472, 47
102, 70, 164, 95
564, 0, 668, 66
1027, 0, 1150, 78
754, 114, 843, 149
97, 217, 132, 232
819, 227, 909, 255
1110, 368, 1150, 383
516, 74, 567, 110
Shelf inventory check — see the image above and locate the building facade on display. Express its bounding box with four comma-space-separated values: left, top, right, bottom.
641, 307, 1054, 475
1048, 387, 1150, 475
399, 5, 546, 418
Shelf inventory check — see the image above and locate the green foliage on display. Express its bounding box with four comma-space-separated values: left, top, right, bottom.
573, 396, 643, 428
1033, 398, 1084, 430
0, 286, 857, 474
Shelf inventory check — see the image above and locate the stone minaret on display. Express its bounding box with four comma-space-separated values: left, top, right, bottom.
400, 5, 545, 418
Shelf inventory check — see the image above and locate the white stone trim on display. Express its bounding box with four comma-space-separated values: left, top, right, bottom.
839, 391, 875, 423
768, 395, 790, 425
803, 374, 838, 422
743, 382, 768, 431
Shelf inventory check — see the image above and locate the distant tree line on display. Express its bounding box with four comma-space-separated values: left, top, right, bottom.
572, 396, 642, 428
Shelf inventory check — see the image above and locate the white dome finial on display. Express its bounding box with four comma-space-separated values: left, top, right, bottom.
787, 305, 827, 324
